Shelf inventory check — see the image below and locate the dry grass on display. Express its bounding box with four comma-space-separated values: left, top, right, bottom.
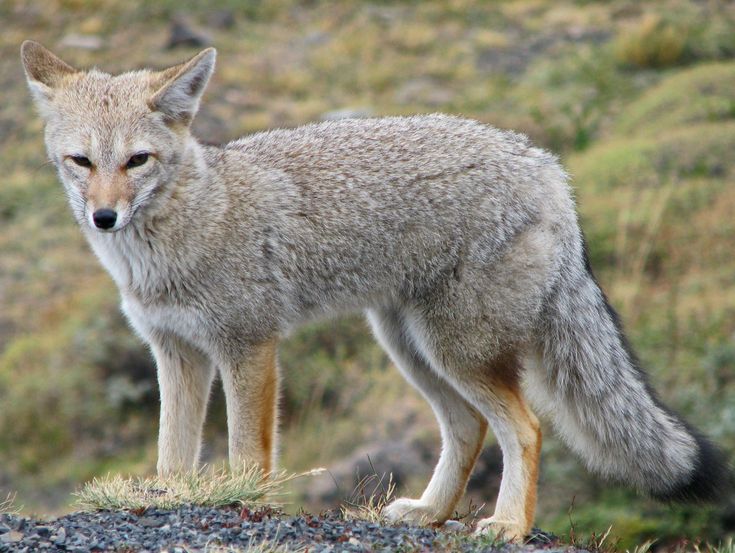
615, 14, 686, 68
340, 472, 396, 524
0, 492, 20, 515
625, 541, 655, 553
74, 465, 324, 512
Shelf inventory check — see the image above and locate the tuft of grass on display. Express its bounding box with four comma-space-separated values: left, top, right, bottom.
0, 492, 20, 515
709, 538, 735, 553
627, 541, 655, 553
341, 472, 396, 524
74, 465, 324, 512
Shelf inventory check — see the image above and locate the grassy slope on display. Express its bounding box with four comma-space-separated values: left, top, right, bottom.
1, 0, 734, 549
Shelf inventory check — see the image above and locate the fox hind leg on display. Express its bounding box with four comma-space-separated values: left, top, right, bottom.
470, 358, 542, 541
400, 310, 542, 541
367, 306, 488, 525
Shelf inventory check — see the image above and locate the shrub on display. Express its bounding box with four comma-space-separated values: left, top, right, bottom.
614, 14, 687, 68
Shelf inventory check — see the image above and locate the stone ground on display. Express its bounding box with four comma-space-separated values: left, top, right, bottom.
0, 506, 582, 552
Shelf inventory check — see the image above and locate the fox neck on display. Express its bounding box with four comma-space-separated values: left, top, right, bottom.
84, 137, 223, 300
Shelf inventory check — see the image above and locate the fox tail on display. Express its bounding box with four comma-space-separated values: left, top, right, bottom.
525, 237, 730, 501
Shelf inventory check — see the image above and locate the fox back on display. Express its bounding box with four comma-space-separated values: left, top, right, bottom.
22, 42, 729, 542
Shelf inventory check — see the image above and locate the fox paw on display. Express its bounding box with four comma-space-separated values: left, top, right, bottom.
383, 498, 443, 525
474, 517, 527, 542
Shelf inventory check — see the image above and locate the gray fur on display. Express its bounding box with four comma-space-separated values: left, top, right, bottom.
21, 41, 727, 540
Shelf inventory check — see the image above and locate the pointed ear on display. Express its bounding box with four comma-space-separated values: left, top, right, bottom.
21, 40, 78, 116
148, 48, 216, 125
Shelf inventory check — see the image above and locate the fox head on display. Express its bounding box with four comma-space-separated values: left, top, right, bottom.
21, 40, 216, 232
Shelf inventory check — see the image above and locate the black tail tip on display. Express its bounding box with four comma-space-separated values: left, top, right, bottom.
654, 432, 732, 503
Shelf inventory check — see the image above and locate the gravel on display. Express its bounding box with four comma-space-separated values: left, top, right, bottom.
0, 506, 574, 552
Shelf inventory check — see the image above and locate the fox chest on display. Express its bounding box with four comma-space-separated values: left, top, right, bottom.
121, 295, 215, 354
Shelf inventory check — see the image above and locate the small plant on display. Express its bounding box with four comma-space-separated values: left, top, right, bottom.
0, 491, 20, 515
711, 538, 735, 553
627, 540, 655, 553
341, 471, 396, 524
74, 464, 324, 512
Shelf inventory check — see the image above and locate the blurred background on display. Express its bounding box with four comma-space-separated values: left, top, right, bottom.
1, 0, 734, 549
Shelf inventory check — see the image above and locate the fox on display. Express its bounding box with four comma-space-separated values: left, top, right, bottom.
21, 40, 729, 540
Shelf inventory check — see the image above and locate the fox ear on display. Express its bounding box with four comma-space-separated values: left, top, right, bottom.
21, 40, 78, 116
149, 48, 216, 125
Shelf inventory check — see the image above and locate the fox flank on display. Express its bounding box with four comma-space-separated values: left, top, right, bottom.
22, 41, 730, 540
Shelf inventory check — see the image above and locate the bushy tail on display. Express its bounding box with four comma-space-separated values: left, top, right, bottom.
526, 241, 730, 501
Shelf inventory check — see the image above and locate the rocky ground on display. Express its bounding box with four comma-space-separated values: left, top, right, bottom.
0, 506, 573, 552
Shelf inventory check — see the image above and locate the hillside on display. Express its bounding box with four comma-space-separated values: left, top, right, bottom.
1, 1, 734, 550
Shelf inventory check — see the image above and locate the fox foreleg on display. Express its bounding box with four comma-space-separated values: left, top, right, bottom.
218, 340, 280, 476
151, 335, 215, 476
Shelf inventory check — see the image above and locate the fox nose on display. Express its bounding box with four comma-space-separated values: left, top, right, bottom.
93, 208, 117, 229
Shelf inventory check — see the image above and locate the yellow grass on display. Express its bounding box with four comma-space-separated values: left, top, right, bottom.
74, 465, 324, 512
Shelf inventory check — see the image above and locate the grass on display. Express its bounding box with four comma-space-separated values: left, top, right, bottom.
0, 492, 20, 515
74, 465, 324, 512
340, 472, 396, 524
614, 13, 687, 68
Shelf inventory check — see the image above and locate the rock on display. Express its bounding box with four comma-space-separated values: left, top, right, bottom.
166, 15, 212, 49
0, 505, 566, 551
139, 516, 165, 528
13, 518, 27, 531
51, 526, 66, 544
207, 10, 236, 30
0, 530, 22, 543
303, 438, 432, 506
0, 524, 8, 534
442, 520, 466, 533
34, 526, 50, 538
59, 33, 104, 50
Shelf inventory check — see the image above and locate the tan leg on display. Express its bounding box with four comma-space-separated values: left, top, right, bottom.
151, 335, 214, 475
411, 346, 541, 541
367, 308, 488, 524
219, 339, 280, 475
473, 379, 541, 541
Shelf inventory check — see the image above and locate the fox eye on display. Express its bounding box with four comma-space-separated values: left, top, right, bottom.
70, 155, 92, 168
126, 153, 149, 169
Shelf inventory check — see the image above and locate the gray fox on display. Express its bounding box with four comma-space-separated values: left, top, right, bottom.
21, 41, 729, 540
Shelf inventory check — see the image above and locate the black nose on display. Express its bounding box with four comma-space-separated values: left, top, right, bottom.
93, 209, 117, 229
